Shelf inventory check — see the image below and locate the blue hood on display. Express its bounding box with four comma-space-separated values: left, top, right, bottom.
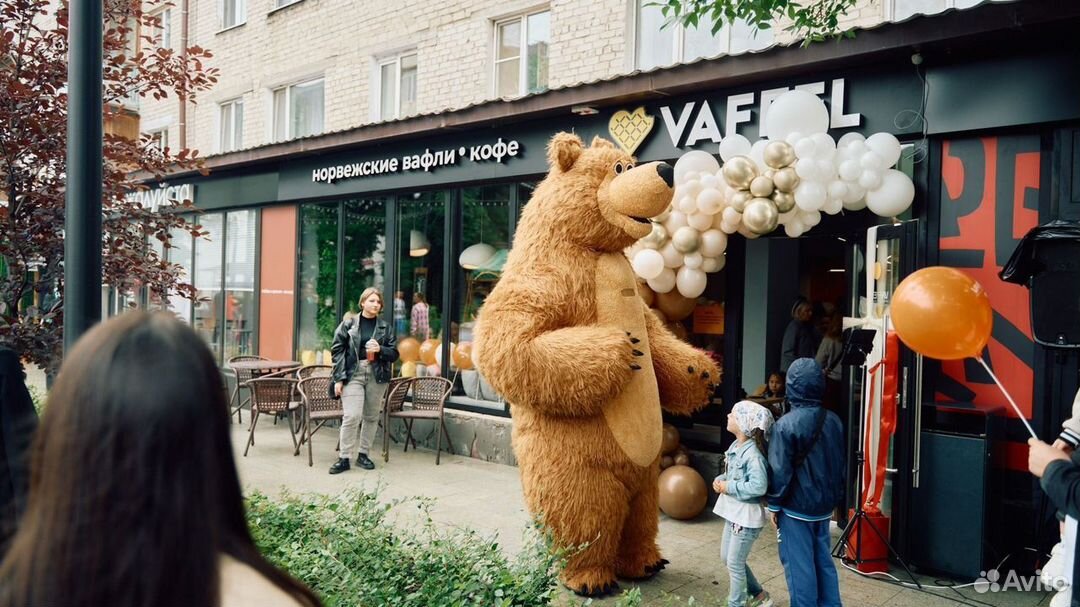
785, 358, 824, 409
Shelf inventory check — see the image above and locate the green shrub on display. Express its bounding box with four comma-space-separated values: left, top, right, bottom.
246, 489, 567, 607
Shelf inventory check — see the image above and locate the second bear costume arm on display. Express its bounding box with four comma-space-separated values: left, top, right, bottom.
475, 270, 637, 418
643, 305, 720, 416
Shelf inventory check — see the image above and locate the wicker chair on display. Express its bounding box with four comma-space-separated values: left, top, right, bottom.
296, 364, 333, 380
227, 355, 268, 424
243, 377, 300, 457
296, 375, 345, 467
384, 376, 453, 465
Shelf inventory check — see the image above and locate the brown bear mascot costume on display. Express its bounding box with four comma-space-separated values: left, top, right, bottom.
474, 133, 720, 597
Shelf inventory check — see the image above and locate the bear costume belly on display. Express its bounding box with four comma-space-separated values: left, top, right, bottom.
594, 253, 662, 468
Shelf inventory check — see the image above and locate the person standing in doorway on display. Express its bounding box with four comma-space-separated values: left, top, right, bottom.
815, 313, 844, 416
411, 292, 430, 342
330, 288, 399, 474
393, 291, 407, 336
780, 298, 820, 374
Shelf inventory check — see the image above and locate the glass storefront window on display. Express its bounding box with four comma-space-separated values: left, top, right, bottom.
396, 191, 447, 376
224, 209, 257, 360
452, 185, 512, 403
193, 213, 224, 362
342, 198, 388, 318
297, 203, 339, 364
168, 224, 194, 323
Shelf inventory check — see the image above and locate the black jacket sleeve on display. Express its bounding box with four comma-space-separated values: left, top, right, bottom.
1041, 453, 1080, 520
379, 325, 399, 364
330, 318, 353, 383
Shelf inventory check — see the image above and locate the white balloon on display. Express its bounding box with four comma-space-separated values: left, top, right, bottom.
749, 139, 769, 171
838, 159, 862, 182
845, 139, 868, 158
682, 252, 703, 269
696, 188, 725, 215
860, 151, 886, 172
858, 169, 883, 191
676, 266, 708, 299
711, 210, 726, 230
631, 249, 665, 280
828, 180, 848, 201
674, 151, 721, 184
823, 198, 844, 215
801, 209, 822, 227
647, 268, 676, 294
795, 159, 819, 181
836, 132, 865, 148
676, 194, 698, 214
816, 159, 837, 181
720, 220, 739, 235
687, 211, 714, 231
700, 229, 728, 257
702, 255, 726, 273
866, 169, 916, 217
765, 90, 830, 141
665, 210, 688, 231
842, 183, 866, 205
866, 132, 903, 168
722, 206, 741, 225
700, 173, 720, 191
738, 225, 761, 240
810, 132, 837, 160
653, 204, 672, 223
660, 242, 684, 268
783, 219, 806, 238
785, 131, 805, 145
778, 208, 799, 224
793, 137, 817, 160
794, 181, 827, 211
718, 134, 753, 162
843, 197, 868, 211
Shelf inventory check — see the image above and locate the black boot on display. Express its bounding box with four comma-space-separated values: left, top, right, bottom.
356, 453, 376, 470
329, 458, 350, 475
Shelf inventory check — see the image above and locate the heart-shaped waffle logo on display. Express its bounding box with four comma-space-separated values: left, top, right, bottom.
608, 107, 655, 155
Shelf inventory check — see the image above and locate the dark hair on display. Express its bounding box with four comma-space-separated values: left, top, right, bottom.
747, 427, 769, 459
0, 313, 320, 607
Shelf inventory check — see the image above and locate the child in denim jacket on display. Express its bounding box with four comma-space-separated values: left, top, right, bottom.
713, 400, 775, 607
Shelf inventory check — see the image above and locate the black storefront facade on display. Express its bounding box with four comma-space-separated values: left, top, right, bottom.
146, 1, 1080, 580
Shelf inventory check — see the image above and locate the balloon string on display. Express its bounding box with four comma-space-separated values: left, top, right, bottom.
975, 356, 1037, 440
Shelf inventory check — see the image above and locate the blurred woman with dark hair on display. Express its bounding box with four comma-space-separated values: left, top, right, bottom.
0, 347, 37, 558
0, 312, 321, 607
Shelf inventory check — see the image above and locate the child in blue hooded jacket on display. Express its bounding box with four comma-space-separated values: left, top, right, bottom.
713, 400, 775, 607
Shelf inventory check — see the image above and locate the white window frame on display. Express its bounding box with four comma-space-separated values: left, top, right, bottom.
633, 2, 772, 69
147, 128, 169, 154
149, 8, 171, 49
492, 9, 550, 98
271, 0, 304, 10
886, 0, 984, 21
218, 98, 244, 153
219, 0, 246, 31
377, 52, 417, 121
271, 78, 324, 142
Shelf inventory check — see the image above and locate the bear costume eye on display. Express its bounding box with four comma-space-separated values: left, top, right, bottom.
613, 161, 634, 175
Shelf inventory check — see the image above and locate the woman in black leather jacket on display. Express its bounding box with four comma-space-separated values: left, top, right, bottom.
328, 287, 399, 474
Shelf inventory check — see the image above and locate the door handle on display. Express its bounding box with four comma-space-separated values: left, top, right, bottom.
912, 354, 923, 489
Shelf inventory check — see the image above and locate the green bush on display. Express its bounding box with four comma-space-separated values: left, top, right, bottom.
246, 489, 567, 607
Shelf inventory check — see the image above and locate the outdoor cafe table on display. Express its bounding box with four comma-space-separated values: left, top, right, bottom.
230, 359, 302, 377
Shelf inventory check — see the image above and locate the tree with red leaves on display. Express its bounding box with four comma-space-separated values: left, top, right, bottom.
0, 0, 218, 372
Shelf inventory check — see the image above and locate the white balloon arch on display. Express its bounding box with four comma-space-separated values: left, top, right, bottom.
626, 89, 916, 299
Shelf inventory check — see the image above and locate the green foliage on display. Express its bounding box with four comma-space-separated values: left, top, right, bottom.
653, 0, 860, 44
246, 490, 566, 607
27, 384, 45, 415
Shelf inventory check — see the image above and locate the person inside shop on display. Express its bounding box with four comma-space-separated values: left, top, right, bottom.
815, 313, 844, 415
330, 287, 399, 474
0, 347, 37, 559
393, 290, 408, 336
411, 292, 430, 342
779, 297, 821, 374
750, 371, 785, 400
0, 313, 321, 607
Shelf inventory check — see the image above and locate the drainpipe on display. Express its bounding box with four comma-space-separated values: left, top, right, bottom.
179, 0, 189, 148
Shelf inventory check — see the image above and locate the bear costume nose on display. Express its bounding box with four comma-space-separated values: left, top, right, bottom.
656, 162, 674, 188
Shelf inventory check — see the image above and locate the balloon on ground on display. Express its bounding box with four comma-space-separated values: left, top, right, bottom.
658, 465, 708, 520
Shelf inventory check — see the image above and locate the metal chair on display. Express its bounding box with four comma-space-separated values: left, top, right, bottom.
385, 376, 454, 465
243, 377, 300, 457
227, 355, 268, 424
296, 375, 345, 467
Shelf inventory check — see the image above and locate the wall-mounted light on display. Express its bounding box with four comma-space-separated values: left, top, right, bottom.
409, 230, 430, 257
572, 105, 598, 116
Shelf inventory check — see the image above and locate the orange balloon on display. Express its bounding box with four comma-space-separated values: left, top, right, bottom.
398, 337, 421, 363
419, 339, 441, 366
890, 266, 992, 360
453, 341, 474, 370
658, 465, 708, 520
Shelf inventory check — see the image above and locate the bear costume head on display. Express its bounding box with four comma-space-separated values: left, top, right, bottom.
515, 133, 674, 253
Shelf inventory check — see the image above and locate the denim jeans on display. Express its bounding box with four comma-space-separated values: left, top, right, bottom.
721, 521, 764, 607
776, 512, 842, 607
339, 362, 388, 458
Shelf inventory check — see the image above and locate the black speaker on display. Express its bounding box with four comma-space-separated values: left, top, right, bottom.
1029, 239, 1080, 347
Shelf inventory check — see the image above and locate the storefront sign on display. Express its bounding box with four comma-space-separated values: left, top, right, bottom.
608, 107, 655, 155
311, 137, 522, 184
693, 303, 725, 335
657, 78, 862, 148
124, 183, 194, 212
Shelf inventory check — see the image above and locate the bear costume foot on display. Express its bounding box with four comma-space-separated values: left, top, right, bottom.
616, 557, 669, 580
569, 577, 621, 598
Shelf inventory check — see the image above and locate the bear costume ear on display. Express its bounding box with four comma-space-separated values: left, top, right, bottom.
548, 132, 583, 172
590, 136, 615, 149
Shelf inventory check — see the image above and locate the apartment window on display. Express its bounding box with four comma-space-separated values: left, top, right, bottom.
219, 99, 244, 152
150, 8, 171, 48
220, 0, 245, 29
379, 53, 417, 120
148, 128, 168, 153
891, 0, 983, 20
494, 10, 549, 98
635, 1, 772, 70
273, 0, 303, 8
272, 79, 324, 142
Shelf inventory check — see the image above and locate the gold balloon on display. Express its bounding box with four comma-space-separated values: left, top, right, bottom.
660, 455, 675, 470
637, 281, 656, 307
729, 190, 752, 213
772, 190, 796, 213
661, 423, 680, 454
764, 140, 797, 169
743, 198, 780, 235
749, 175, 775, 198
658, 465, 708, 520
641, 222, 668, 249
721, 156, 758, 190
656, 290, 697, 322
773, 167, 799, 193
671, 226, 701, 254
